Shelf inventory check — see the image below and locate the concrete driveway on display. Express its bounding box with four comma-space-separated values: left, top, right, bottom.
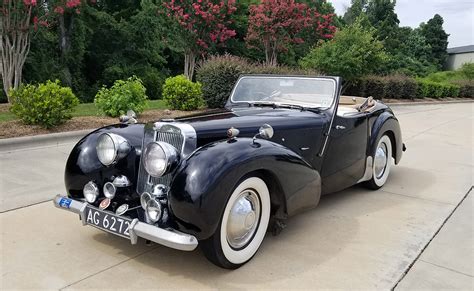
1, 103, 472, 290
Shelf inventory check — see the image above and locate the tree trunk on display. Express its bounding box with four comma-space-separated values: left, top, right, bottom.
264, 40, 278, 67
1, 2, 32, 102
58, 13, 75, 87
184, 51, 196, 80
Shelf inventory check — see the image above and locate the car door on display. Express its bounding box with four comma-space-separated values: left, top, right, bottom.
320, 111, 369, 194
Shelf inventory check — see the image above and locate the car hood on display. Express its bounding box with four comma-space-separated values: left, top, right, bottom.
173, 107, 328, 147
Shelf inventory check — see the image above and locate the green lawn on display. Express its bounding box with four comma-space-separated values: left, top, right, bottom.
0, 100, 166, 123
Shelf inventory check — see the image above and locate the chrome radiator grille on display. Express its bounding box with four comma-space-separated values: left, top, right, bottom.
136, 123, 185, 195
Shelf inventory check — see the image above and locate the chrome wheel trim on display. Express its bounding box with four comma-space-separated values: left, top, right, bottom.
220, 177, 271, 265
372, 135, 392, 187
374, 142, 388, 179
226, 189, 261, 249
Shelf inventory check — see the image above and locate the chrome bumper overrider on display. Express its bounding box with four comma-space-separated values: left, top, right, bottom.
53, 194, 198, 251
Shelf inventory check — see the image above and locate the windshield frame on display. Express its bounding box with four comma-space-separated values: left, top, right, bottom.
228, 75, 338, 110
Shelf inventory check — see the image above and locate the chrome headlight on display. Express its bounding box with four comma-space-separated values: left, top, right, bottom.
96, 133, 131, 166
103, 182, 116, 199
143, 142, 178, 177
83, 181, 99, 203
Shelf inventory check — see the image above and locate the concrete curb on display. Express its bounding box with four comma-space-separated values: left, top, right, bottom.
0, 129, 95, 152
386, 99, 474, 106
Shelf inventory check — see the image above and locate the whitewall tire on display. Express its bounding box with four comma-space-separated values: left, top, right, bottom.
365, 134, 392, 189
201, 176, 271, 269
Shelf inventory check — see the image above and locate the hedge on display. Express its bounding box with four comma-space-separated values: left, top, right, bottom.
346, 75, 417, 99
196, 54, 320, 108
416, 80, 460, 98
451, 80, 474, 98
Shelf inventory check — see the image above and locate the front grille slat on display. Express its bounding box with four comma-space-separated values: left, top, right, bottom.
137, 124, 184, 194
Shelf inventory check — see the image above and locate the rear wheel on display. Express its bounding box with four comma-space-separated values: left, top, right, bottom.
365, 134, 392, 190
201, 177, 271, 269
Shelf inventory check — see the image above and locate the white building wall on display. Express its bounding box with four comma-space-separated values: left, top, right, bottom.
446, 52, 474, 70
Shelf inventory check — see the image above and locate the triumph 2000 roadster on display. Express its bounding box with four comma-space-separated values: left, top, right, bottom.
54, 75, 405, 269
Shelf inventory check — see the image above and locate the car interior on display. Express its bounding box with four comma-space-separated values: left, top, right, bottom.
337, 96, 377, 116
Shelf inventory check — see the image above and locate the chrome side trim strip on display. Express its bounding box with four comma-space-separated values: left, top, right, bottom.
53, 195, 198, 251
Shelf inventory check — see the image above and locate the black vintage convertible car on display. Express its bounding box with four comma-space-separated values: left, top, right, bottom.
54, 75, 404, 269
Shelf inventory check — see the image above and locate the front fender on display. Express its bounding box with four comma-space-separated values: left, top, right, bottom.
64, 123, 144, 200
169, 137, 321, 240
370, 111, 403, 164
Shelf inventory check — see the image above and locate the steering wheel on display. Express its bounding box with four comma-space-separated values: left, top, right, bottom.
260, 90, 282, 101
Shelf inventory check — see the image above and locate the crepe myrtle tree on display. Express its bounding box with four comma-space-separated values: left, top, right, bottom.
163, 0, 237, 80
0, 0, 45, 101
0, 0, 90, 101
246, 0, 336, 66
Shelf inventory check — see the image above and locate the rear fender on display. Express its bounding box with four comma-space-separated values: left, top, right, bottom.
370, 111, 403, 164
169, 137, 321, 240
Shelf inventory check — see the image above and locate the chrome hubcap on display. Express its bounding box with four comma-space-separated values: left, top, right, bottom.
374, 142, 388, 179
226, 189, 260, 249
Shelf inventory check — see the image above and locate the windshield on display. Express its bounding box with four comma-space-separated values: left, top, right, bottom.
230, 76, 337, 109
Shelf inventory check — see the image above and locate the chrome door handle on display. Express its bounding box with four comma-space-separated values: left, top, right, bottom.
335, 125, 346, 130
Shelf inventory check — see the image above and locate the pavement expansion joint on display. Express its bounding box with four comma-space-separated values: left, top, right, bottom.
392, 186, 473, 290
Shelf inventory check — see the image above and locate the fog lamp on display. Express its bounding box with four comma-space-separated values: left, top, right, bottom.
146, 199, 162, 223
83, 181, 99, 203
103, 182, 116, 199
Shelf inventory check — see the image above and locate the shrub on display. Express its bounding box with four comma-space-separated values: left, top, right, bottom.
10, 80, 79, 128
416, 80, 460, 98
196, 55, 251, 108
452, 81, 474, 98
94, 76, 148, 117
162, 75, 204, 111
460, 62, 474, 80
345, 75, 418, 100
196, 54, 321, 108
300, 17, 388, 85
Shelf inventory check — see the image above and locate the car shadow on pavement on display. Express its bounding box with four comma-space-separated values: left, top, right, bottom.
88, 180, 412, 288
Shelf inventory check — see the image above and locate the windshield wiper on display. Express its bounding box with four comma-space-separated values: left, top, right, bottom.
250, 101, 307, 111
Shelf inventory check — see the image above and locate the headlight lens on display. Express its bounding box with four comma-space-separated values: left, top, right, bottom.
143, 142, 178, 177
146, 199, 162, 223
96, 133, 131, 166
83, 181, 99, 203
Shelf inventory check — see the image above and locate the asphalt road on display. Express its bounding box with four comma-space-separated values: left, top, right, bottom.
1, 103, 473, 290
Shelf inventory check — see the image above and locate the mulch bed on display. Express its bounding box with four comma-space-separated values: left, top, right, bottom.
0, 97, 472, 139
0, 109, 204, 139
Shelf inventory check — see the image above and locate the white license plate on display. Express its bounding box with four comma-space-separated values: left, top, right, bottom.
85, 206, 132, 238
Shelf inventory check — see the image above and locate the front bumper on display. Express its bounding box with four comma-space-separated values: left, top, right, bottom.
53, 194, 198, 251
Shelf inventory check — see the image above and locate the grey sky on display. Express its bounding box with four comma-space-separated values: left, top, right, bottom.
331, 0, 474, 48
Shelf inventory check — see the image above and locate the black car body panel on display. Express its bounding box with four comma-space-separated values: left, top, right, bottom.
169, 137, 321, 239
62, 75, 403, 244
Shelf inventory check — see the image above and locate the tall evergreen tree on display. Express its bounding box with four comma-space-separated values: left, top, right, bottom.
343, 0, 368, 25
420, 14, 449, 69
366, 0, 400, 51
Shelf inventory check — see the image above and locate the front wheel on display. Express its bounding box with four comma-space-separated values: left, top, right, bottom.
365, 134, 393, 190
201, 177, 271, 269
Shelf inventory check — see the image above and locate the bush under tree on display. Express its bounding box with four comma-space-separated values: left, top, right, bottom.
10, 80, 79, 128
197, 54, 320, 108
94, 76, 148, 117
162, 75, 204, 111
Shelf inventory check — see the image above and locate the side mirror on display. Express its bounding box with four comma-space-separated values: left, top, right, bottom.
119, 110, 138, 124
253, 124, 274, 145
258, 124, 274, 140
